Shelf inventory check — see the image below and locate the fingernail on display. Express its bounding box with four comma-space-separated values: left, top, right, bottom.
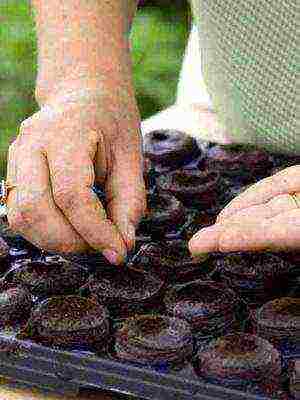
190, 225, 217, 242
103, 249, 121, 265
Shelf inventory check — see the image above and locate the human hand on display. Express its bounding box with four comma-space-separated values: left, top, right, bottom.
6, 88, 146, 265
188, 165, 300, 254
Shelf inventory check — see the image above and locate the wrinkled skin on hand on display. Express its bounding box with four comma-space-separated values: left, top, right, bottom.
189, 165, 300, 254
6, 90, 146, 265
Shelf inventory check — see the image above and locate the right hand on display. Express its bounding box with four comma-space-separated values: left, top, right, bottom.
6, 86, 146, 265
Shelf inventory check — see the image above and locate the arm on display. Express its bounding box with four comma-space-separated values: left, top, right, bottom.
7, 0, 145, 262
31, 0, 138, 106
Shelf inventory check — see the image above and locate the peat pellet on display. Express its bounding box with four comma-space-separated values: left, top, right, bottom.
156, 169, 223, 209
19, 295, 109, 349
143, 129, 203, 171
86, 266, 166, 319
132, 240, 210, 284
0, 284, 32, 325
9, 257, 89, 297
255, 297, 300, 355
137, 191, 186, 238
203, 144, 274, 183
290, 360, 300, 400
164, 280, 239, 339
218, 252, 292, 305
193, 333, 282, 392
114, 314, 193, 370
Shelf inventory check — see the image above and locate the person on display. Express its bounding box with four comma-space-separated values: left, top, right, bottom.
4, 0, 299, 273
141, 7, 300, 256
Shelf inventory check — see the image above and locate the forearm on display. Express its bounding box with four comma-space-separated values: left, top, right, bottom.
31, 0, 138, 106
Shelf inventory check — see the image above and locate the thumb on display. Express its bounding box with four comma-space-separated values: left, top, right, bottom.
105, 121, 147, 252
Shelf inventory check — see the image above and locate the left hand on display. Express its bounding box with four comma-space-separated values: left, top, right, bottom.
188, 165, 300, 255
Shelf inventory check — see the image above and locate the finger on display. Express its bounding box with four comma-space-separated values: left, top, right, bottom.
47, 140, 127, 265
189, 209, 300, 254
188, 223, 226, 255
105, 120, 146, 251
216, 193, 299, 226
6, 145, 91, 253
189, 192, 298, 254
216, 165, 300, 222
218, 208, 300, 252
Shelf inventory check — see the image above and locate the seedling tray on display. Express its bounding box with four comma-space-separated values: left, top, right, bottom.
0, 145, 298, 399
0, 326, 286, 400
0, 238, 297, 398
0, 247, 295, 400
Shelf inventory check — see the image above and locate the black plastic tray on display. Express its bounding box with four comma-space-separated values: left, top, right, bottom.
0, 148, 299, 400
0, 327, 284, 400
0, 253, 295, 400
0, 246, 296, 398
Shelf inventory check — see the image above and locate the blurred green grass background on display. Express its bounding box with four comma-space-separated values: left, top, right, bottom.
0, 0, 190, 178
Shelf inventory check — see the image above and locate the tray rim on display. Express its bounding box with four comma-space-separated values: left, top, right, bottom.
0, 331, 280, 400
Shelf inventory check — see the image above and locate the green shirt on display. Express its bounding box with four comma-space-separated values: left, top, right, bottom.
189, 0, 298, 155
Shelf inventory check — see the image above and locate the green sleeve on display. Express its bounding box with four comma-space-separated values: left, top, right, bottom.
189, 0, 299, 155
